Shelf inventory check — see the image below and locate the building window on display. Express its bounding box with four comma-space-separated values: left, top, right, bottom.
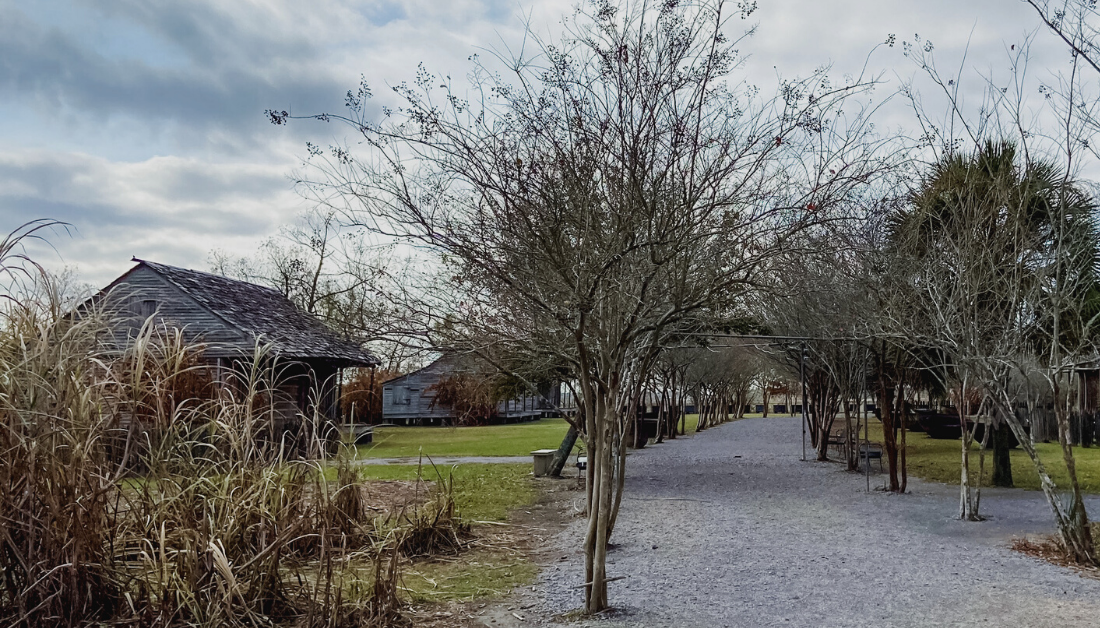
137, 299, 158, 317
390, 386, 412, 405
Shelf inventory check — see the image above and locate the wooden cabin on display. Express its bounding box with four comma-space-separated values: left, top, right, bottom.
91, 259, 378, 432
1078, 365, 1100, 414
381, 356, 561, 425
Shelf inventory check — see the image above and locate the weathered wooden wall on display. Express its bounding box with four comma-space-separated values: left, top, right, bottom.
100, 265, 245, 356
381, 359, 562, 425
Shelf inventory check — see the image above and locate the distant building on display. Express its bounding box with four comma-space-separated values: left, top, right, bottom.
90, 259, 378, 430
381, 356, 561, 425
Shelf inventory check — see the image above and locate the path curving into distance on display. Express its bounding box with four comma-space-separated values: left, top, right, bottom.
531, 416, 1100, 627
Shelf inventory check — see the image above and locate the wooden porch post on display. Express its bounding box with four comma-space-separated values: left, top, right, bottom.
337, 367, 344, 425
369, 365, 377, 424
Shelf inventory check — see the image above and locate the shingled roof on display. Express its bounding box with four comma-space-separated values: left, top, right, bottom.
130, 259, 378, 365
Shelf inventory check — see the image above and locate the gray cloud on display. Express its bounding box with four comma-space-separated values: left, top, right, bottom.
0, 150, 302, 283
0, 0, 1091, 288
0, 152, 287, 225
0, 1, 361, 152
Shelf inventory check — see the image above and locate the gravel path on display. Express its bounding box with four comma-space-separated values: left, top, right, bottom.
528, 417, 1100, 627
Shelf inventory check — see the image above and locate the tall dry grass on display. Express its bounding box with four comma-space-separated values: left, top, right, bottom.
0, 223, 123, 626
0, 225, 465, 627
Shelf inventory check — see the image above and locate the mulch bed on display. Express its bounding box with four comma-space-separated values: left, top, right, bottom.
1011, 534, 1100, 578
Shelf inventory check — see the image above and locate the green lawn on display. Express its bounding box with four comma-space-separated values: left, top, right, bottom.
349, 408, 792, 465
377, 463, 539, 603
356, 413, 723, 459
359, 463, 536, 522
340, 463, 540, 604
864, 421, 1100, 493
357, 418, 578, 458
683, 413, 699, 433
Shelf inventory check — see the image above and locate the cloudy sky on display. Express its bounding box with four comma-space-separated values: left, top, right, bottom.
0, 0, 1072, 286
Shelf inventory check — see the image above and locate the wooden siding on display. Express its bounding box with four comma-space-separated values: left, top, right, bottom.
381, 358, 562, 425
99, 267, 347, 423
382, 360, 453, 422
100, 265, 247, 357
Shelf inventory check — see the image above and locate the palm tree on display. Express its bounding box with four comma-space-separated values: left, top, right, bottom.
887, 140, 1100, 561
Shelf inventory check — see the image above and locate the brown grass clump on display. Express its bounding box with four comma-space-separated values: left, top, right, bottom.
393, 472, 472, 558
1011, 535, 1077, 565
362, 540, 411, 627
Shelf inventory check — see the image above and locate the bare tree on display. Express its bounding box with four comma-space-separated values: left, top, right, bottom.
765, 226, 884, 468
274, 0, 887, 611
685, 345, 756, 431
209, 207, 424, 372
649, 349, 693, 441
1025, 1, 1100, 82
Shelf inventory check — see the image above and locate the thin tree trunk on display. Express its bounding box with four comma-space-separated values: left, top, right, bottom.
810, 377, 839, 462
673, 389, 682, 437
579, 359, 605, 612
844, 401, 857, 471
1053, 374, 1096, 564
655, 385, 668, 444
607, 420, 628, 537
991, 416, 1013, 487
975, 406, 991, 515
894, 375, 907, 493
958, 377, 981, 521
583, 391, 614, 613
549, 424, 579, 477
663, 373, 673, 441
875, 340, 902, 492
899, 385, 908, 494
989, 388, 1094, 563
959, 422, 973, 519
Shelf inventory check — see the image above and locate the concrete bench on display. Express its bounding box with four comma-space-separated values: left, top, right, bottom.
531, 449, 557, 476
337, 423, 373, 445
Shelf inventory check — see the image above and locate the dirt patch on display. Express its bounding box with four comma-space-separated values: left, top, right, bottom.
480, 475, 584, 559
406, 475, 584, 628
404, 601, 487, 628
362, 479, 436, 513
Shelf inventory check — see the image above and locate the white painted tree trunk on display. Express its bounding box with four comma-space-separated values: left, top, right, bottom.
958, 377, 981, 521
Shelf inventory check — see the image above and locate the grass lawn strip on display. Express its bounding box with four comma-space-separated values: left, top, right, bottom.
402, 550, 540, 603
355, 411, 761, 461
357, 419, 578, 459
862, 420, 1100, 493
